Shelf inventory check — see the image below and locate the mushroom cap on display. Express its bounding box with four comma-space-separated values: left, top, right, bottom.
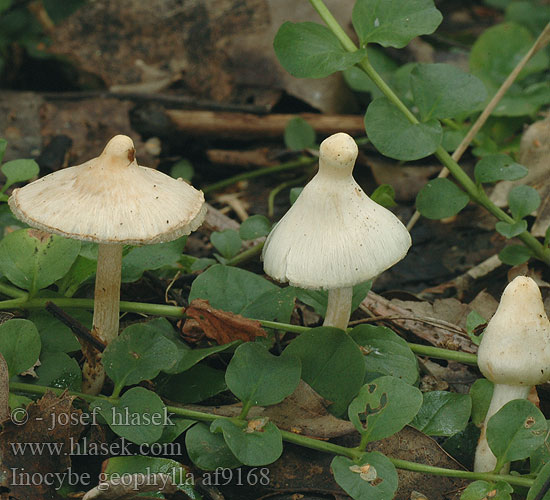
262, 132, 411, 290
477, 276, 550, 386
8, 135, 206, 245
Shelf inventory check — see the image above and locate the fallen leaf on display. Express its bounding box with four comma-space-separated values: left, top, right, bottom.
183, 299, 267, 344
0, 391, 85, 499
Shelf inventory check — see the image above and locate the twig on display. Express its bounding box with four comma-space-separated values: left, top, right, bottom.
406, 21, 550, 231
534, 475, 550, 500
45, 301, 105, 352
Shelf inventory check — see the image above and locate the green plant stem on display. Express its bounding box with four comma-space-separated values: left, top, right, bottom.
307, 0, 550, 266
268, 174, 309, 218
224, 241, 265, 266
0, 282, 28, 299
0, 296, 476, 363
202, 156, 316, 195
239, 400, 253, 419
9, 381, 534, 488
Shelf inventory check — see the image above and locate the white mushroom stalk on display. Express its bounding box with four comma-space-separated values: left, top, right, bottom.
262, 132, 411, 329
474, 276, 550, 472
9, 135, 206, 393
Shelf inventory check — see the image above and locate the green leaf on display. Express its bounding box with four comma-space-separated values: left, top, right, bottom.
284, 117, 316, 150
166, 340, 238, 375
370, 184, 396, 208
465, 310, 486, 346
211, 418, 282, 466
239, 215, 272, 240
365, 97, 442, 161
24, 351, 81, 391
190, 257, 216, 272
102, 455, 201, 499
42, 0, 85, 24
530, 424, 550, 474
170, 159, 194, 181
121, 236, 187, 282
474, 154, 528, 184
274, 22, 367, 79
470, 379, 494, 427
499, 245, 532, 265
1, 159, 39, 191
225, 342, 301, 407
487, 399, 547, 467
102, 319, 180, 391
410, 63, 487, 120
352, 0, 442, 48
284, 327, 366, 415
186, 422, 242, 470
296, 281, 371, 317
157, 417, 195, 444
94, 387, 166, 445
411, 391, 472, 436
241, 286, 296, 324
348, 376, 422, 442
331, 452, 398, 500
416, 178, 469, 219
343, 47, 398, 98
470, 23, 549, 87
189, 265, 276, 315
157, 364, 226, 404
0, 229, 80, 294
509, 185, 540, 220
496, 220, 528, 238
507, 1, 550, 35
289, 187, 303, 205
28, 309, 89, 353
0, 319, 41, 377
528, 457, 550, 499
210, 229, 242, 260
0, 138, 7, 164
350, 324, 419, 384
56, 255, 97, 296
461, 480, 513, 500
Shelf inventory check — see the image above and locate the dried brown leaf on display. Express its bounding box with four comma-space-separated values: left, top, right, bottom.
183, 299, 267, 344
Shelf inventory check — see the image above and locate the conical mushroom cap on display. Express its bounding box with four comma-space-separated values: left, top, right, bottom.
262, 132, 411, 290
9, 135, 206, 245
477, 276, 550, 386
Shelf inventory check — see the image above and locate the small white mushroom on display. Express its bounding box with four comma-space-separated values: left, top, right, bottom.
262, 132, 411, 329
474, 276, 550, 472
9, 135, 206, 393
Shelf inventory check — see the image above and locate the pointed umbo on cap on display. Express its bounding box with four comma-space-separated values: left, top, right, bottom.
262, 132, 411, 290
477, 275, 550, 386
9, 135, 206, 245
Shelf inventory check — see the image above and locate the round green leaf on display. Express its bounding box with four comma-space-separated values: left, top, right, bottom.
28, 309, 87, 353
365, 97, 442, 160
474, 154, 528, 184
210, 229, 242, 260
0, 228, 81, 294
348, 376, 423, 443
487, 399, 547, 466
158, 364, 226, 404
528, 459, 550, 499
411, 63, 487, 120
185, 422, 242, 470
499, 245, 532, 265
495, 220, 528, 238
284, 117, 316, 150
470, 379, 494, 427
274, 22, 367, 79
411, 391, 472, 436
239, 215, 272, 240
25, 351, 81, 391
95, 387, 166, 445
170, 159, 194, 181
225, 342, 301, 407
331, 452, 398, 500
0, 319, 41, 377
416, 178, 470, 219
103, 319, 180, 391
508, 185, 540, 220
350, 324, 419, 384
461, 480, 513, 500
284, 327, 366, 415
370, 184, 396, 208
506, 1, 550, 36
470, 23, 549, 86
211, 418, 282, 466
352, 0, 442, 48
1, 158, 39, 190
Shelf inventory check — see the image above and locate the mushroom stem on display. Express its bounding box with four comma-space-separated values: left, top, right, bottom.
93, 243, 123, 344
324, 287, 353, 330
474, 383, 531, 473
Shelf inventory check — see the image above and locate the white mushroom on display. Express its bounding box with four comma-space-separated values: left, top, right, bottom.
262, 132, 411, 329
474, 276, 550, 472
9, 135, 206, 393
